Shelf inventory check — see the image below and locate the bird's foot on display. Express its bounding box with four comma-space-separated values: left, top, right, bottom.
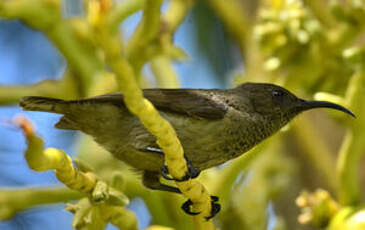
205, 196, 221, 220
161, 156, 200, 182
181, 196, 221, 220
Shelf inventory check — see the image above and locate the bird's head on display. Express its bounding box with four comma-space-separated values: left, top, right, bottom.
234, 83, 355, 126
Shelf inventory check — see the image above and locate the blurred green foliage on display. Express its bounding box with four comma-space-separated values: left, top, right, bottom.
0, 0, 364, 229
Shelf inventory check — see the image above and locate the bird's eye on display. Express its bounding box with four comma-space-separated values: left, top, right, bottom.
272, 90, 285, 97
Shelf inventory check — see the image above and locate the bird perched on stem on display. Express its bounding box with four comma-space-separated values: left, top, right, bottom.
19, 82, 355, 218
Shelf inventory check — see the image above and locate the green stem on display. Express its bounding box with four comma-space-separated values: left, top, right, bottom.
0, 0, 106, 97
337, 69, 365, 205
292, 117, 337, 192
108, 0, 145, 32
211, 140, 268, 201
303, 0, 335, 28
0, 81, 61, 105
328, 7, 365, 53
126, 0, 163, 72
0, 187, 84, 220
0, 73, 79, 105
163, 0, 196, 33
206, 0, 249, 44
148, 0, 195, 89
143, 193, 176, 226
150, 57, 180, 88
45, 20, 105, 94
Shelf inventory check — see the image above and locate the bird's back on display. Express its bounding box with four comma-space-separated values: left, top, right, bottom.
19, 88, 261, 172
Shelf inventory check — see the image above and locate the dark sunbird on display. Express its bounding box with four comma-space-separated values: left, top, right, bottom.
20, 82, 355, 218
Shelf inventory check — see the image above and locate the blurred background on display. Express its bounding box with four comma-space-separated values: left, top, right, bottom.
0, 0, 364, 230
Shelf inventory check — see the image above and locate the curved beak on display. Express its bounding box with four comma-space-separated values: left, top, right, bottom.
297, 99, 356, 118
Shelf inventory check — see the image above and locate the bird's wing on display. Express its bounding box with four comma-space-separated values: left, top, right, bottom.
83, 88, 228, 120
143, 88, 228, 119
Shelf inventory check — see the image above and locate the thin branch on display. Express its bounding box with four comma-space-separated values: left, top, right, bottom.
0, 0, 106, 95
163, 0, 196, 33
303, 0, 335, 28
0, 187, 83, 220
150, 57, 179, 88
108, 0, 145, 31
291, 117, 337, 192
206, 0, 249, 46
337, 69, 365, 205
91, 1, 217, 227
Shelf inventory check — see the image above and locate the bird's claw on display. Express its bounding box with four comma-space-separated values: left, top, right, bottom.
161, 157, 200, 182
181, 199, 200, 215
181, 196, 221, 220
205, 196, 221, 220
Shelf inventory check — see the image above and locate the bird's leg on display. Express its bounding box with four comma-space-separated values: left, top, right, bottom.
139, 147, 201, 182
142, 171, 181, 194
142, 171, 221, 218
140, 149, 220, 218
160, 156, 220, 219
161, 155, 200, 182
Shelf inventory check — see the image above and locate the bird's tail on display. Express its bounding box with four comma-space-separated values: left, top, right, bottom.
19, 96, 66, 114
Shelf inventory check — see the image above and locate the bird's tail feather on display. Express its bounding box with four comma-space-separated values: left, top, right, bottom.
19, 96, 66, 114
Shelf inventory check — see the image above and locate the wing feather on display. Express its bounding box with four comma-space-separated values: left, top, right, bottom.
76, 88, 228, 120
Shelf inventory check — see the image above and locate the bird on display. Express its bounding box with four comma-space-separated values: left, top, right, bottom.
19, 82, 355, 218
